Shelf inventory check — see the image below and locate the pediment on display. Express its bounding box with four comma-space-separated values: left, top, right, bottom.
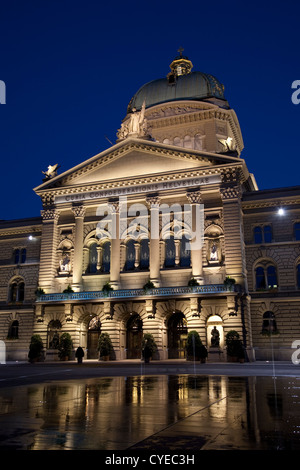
35, 138, 235, 193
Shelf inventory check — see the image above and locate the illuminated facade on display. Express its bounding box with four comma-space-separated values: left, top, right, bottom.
1, 52, 299, 361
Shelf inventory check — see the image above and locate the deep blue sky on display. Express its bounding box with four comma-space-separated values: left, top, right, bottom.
0, 0, 299, 221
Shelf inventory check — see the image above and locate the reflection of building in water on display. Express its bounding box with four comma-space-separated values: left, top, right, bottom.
13, 374, 298, 450
0, 51, 300, 362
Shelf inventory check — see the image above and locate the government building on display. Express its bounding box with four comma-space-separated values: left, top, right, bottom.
1, 52, 300, 362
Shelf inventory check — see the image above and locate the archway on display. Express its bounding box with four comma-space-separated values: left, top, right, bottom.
168, 311, 188, 359
126, 314, 143, 359
207, 315, 224, 348
87, 317, 101, 358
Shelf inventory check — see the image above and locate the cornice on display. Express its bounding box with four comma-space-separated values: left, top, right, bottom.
242, 199, 300, 210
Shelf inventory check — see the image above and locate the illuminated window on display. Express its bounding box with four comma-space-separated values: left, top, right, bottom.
255, 264, 278, 290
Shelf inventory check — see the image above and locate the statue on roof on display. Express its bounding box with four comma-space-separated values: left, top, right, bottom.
42, 163, 60, 181
117, 100, 149, 141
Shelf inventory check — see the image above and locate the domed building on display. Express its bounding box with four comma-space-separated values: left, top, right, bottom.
0, 52, 299, 363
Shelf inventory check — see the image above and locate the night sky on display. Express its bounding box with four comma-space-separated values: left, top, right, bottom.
0, 0, 299, 221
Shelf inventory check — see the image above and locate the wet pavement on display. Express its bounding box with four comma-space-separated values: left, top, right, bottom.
0, 360, 299, 451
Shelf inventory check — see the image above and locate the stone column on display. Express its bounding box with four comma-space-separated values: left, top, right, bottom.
146, 196, 161, 287
96, 245, 102, 271
186, 190, 204, 284
38, 208, 60, 292
109, 201, 120, 289
134, 242, 140, 269
72, 204, 86, 292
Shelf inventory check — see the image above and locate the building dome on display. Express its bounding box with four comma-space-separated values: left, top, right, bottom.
127, 51, 228, 113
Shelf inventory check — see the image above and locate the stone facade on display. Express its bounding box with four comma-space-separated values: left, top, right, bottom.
0, 55, 299, 362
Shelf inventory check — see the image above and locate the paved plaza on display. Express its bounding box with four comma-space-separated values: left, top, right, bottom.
0, 360, 299, 453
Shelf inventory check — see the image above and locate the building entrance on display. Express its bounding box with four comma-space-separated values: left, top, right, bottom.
87, 317, 101, 358
168, 311, 188, 359
126, 314, 143, 359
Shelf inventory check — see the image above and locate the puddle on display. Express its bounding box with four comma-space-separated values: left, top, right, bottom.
0, 375, 299, 450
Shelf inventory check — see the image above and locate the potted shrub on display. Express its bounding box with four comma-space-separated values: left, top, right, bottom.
28, 334, 44, 363
35, 287, 45, 299
98, 332, 113, 360
186, 330, 207, 362
63, 285, 74, 294
102, 282, 113, 296
142, 333, 157, 362
224, 276, 236, 291
188, 278, 199, 288
58, 332, 73, 360
225, 330, 244, 362
143, 280, 155, 293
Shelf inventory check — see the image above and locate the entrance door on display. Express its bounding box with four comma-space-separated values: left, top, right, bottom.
87, 317, 101, 358
127, 314, 143, 359
168, 312, 188, 359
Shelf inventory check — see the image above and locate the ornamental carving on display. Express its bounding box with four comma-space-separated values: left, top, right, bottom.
72, 205, 86, 218
220, 186, 242, 200
41, 209, 60, 222
41, 193, 55, 208
186, 190, 202, 204
220, 167, 242, 184
146, 195, 161, 209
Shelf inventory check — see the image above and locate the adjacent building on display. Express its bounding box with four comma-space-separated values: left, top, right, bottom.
1, 52, 299, 361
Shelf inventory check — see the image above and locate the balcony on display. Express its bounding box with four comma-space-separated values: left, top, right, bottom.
36, 284, 238, 303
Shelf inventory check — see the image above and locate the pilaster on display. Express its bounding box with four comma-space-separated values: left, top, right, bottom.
186, 190, 204, 284
71, 204, 86, 291
146, 195, 161, 286
38, 208, 60, 292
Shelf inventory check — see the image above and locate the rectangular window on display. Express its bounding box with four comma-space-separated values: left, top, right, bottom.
294, 222, 300, 241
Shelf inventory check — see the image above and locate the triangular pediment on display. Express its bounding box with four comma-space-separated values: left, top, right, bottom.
34, 138, 241, 193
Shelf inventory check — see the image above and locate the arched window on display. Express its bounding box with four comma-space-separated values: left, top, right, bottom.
88, 242, 98, 273
255, 264, 278, 290
9, 279, 25, 302
165, 236, 175, 267
262, 311, 278, 334
140, 239, 149, 269
255, 266, 266, 289
294, 222, 300, 241
267, 265, 278, 288
101, 241, 111, 273
125, 239, 135, 271
7, 320, 19, 339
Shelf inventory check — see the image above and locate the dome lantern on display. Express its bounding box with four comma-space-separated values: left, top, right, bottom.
168, 47, 193, 79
